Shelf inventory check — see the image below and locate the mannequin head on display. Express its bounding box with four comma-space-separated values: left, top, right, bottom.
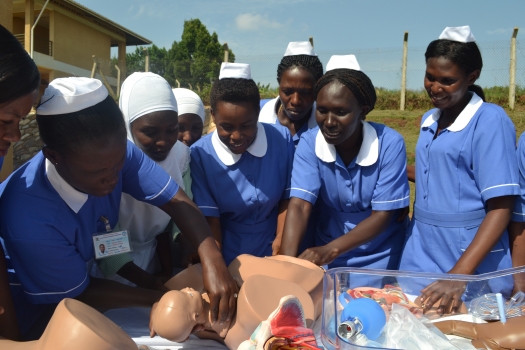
151, 288, 204, 342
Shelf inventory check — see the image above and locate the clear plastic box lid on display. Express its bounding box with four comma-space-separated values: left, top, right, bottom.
320, 266, 525, 349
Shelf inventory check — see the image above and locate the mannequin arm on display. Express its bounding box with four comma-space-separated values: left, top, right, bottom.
279, 197, 313, 257
159, 188, 238, 323
298, 210, 393, 266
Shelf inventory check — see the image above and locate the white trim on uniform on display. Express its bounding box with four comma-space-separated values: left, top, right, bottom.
211, 122, 267, 166
24, 273, 88, 296
315, 121, 379, 166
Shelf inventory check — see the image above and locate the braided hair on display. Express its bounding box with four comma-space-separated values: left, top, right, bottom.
425, 39, 485, 101
277, 55, 323, 84
210, 78, 260, 114
315, 69, 376, 113
0, 24, 40, 104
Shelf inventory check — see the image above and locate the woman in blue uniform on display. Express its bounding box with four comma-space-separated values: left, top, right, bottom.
190, 63, 295, 264
0, 77, 237, 339
0, 24, 41, 340
258, 41, 323, 146
279, 55, 410, 271
399, 26, 519, 312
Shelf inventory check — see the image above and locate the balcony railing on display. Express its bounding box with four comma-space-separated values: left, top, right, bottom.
14, 34, 53, 56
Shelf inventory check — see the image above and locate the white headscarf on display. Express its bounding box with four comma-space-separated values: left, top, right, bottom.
172, 88, 205, 122
115, 73, 186, 269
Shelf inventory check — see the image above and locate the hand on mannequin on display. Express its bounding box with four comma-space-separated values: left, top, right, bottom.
419, 196, 514, 311
299, 210, 394, 266
117, 261, 169, 292
418, 280, 466, 315
159, 188, 238, 323
298, 245, 338, 266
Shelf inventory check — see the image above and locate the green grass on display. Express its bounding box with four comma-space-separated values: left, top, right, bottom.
366, 106, 525, 213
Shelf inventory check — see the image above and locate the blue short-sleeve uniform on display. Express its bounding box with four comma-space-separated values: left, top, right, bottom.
190, 122, 294, 265
0, 140, 178, 333
399, 93, 519, 295
291, 122, 410, 269
512, 132, 525, 222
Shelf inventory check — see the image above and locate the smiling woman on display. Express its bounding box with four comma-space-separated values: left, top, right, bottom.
399, 26, 519, 314
190, 63, 295, 265
279, 55, 410, 273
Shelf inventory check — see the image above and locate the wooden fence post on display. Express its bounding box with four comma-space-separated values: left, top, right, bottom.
509, 27, 519, 110
223, 43, 229, 62
400, 31, 408, 111
144, 47, 149, 72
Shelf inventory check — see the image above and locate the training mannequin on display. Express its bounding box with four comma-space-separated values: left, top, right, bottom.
433, 316, 525, 350
0, 298, 138, 349
164, 254, 324, 316
151, 274, 315, 350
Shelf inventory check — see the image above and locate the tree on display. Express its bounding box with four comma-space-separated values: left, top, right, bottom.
116, 19, 234, 90
171, 19, 235, 88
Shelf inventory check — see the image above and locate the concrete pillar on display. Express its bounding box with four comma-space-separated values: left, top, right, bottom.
118, 41, 127, 78
24, 0, 34, 54
0, 0, 13, 32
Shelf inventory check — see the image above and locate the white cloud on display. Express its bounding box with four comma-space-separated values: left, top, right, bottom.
487, 28, 511, 35
235, 13, 284, 31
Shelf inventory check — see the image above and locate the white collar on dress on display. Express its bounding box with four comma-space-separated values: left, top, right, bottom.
421, 92, 483, 132
315, 121, 378, 166
45, 159, 88, 213
211, 122, 267, 166
258, 97, 317, 129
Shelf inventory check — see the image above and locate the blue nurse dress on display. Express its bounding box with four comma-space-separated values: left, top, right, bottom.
0, 140, 179, 335
291, 121, 410, 270
190, 122, 294, 265
399, 93, 519, 296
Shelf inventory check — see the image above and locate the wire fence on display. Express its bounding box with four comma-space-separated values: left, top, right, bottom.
97, 38, 525, 109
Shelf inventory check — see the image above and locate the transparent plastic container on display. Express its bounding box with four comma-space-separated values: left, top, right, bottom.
320, 266, 525, 349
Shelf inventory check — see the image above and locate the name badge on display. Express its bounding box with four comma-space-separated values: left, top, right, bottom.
93, 230, 131, 259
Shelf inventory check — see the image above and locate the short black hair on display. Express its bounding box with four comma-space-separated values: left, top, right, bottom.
425, 39, 485, 101
210, 78, 260, 114
277, 55, 323, 84
37, 95, 126, 155
0, 24, 40, 104
315, 69, 377, 113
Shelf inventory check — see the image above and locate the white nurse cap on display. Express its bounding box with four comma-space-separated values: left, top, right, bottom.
283, 41, 316, 57
219, 62, 252, 80
37, 77, 108, 115
439, 26, 476, 43
172, 88, 205, 122
326, 55, 361, 72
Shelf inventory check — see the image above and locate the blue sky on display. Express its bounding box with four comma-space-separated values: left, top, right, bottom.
78, 0, 525, 89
